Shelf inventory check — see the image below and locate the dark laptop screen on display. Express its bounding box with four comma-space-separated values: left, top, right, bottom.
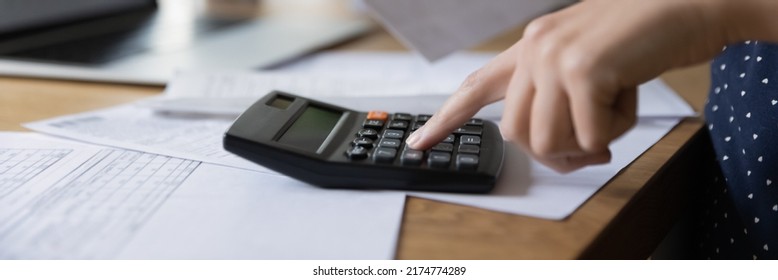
0, 0, 154, 34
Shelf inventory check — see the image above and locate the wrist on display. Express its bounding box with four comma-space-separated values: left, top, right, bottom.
713, 0, 778, 43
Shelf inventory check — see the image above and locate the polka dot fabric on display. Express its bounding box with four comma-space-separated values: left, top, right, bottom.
703, 41, 778, 259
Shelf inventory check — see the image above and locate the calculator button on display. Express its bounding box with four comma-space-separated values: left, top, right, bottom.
393, 113, 413, 121
363, 119, 384, 130
373, 148, 397, 163
351, 137, 374, 149
382, 129, 405, 139
442, 134, 455, 143
465, 118, 483, 126
460, 135, 481, 145
401, 149, 424, 166
416, 114, 432, 122
427, 152, 451, 168
453, 126, 482, 135
357, 128, 378, 139
367, 111, 389, 121
456, 154, 479, 170
345, 146, 368, 160
431, 143, 454, 152
378, 138, 401, 149
458, 144, 480, 154
411, 122, 424, 131
387, 120, 409, 130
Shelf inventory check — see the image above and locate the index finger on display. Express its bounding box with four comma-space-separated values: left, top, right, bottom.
406, 43, 522, 150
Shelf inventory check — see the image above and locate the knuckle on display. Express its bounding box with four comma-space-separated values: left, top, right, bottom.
523, 17, 564, 62
523, 16, 555, 42
459, 70, 482, 93
560, 49, 596, 81
537, 39, 561, 62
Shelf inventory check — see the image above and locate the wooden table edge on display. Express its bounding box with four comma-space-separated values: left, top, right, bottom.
396, 118, 706, 259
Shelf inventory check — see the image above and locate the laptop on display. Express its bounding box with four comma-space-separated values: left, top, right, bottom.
0, 0, 371, 85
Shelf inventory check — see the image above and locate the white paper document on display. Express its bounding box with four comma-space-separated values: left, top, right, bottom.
364, 0, 575, 61
24, 106, 268, 173
0, 132, 405, 259
413, 118, 681, 220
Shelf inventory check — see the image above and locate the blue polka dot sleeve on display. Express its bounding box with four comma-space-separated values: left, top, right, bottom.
703, 41, 778, 259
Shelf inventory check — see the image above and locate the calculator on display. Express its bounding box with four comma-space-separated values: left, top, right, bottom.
223, 91, 504, 193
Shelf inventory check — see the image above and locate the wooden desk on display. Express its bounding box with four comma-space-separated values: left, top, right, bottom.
0, 23, 711, 260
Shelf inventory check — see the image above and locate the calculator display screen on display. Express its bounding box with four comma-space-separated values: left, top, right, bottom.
277, 105, 342, 153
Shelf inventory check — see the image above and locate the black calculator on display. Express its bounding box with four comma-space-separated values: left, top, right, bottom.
223, 91, 504, 193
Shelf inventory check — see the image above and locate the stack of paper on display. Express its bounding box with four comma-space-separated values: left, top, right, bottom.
25, 52, 695, 221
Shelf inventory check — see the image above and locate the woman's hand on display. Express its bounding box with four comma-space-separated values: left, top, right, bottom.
406, 0, 734, 173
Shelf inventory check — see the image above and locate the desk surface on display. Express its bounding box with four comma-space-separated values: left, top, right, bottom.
0, 15, 711, 259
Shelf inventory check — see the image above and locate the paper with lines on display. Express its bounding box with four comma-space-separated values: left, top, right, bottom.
0, 133, 198, 259
24, 105, 271, 173
0, 148, 71, 199
1, 149, 199, 259
0, 133, 405, 259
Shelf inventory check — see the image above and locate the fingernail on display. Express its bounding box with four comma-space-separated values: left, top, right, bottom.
406, 127, 424, 148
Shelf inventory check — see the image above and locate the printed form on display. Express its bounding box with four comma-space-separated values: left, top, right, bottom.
26, 107, 266, 173
0, 133, 405, 259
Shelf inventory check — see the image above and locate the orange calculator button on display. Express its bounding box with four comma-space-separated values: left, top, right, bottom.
366, 111, 388, 121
